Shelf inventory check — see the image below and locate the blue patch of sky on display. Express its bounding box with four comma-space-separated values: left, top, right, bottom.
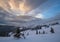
41, 0, 60, 19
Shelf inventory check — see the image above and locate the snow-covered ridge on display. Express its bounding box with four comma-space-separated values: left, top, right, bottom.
0, 24, 60, 42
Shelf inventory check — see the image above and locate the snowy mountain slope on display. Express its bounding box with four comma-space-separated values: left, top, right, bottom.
0, 24, 60, 42
0, 15, 60, 42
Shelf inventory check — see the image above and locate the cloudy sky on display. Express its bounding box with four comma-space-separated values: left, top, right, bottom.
0, 0, 60, 26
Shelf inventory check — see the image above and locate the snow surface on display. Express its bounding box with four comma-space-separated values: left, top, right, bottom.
0, 24, 60, 42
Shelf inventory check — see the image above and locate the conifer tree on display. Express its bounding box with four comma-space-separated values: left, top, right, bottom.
43, 31, 45, 34
50, 27, 55, 33
14, 27, 20, 38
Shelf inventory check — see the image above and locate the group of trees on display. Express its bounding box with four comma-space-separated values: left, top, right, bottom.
13, 27, 25, 39
36, 27, 55, 35
13, 26, 55, 39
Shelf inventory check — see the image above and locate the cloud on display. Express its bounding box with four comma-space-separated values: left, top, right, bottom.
0, 0, 47, 21
35, 13, 44, 19
25, 0, 47, 10
0, 0, 60, 27
0, 0, 47, 26
0, 0, 47, 14
0, 7, 36, 26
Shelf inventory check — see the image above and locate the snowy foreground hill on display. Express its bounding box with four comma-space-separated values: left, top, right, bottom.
0, 22, 60, 42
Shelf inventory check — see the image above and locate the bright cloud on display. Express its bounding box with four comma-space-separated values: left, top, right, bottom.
0, 0, 46, 15
35, 13, 44, 19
